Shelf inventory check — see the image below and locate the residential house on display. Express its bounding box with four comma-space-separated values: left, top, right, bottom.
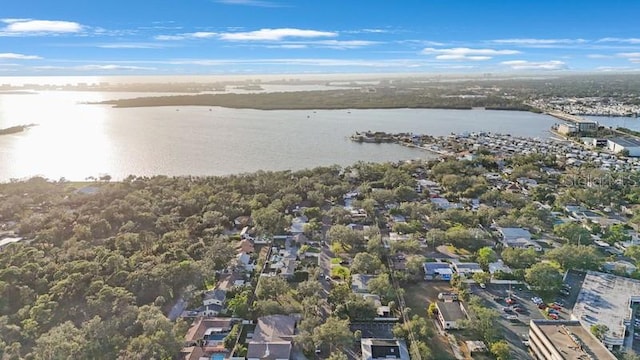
497, 227, 542, 251
488, 260, 513, 277
216, 272, 246, 292
289, 216, 308, 234
236, 252, 255, 272
182, 317, 234, 358
352, 274, 376, 293
247, 315, 296, 360
423, 262, 453, 281
450, 261, 483, 277
202, 289, 226, 316
603, 260, 638, 275
361, 338, 410, 360
435, 301, 468, 330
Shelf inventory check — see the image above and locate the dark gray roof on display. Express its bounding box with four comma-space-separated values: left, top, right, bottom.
436, 301, 466, 322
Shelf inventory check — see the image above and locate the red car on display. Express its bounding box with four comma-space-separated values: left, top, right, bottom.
550, 304, 562, 311
506, 298, 516, 305
538, 303, 548, 310
549, 313, 559, 320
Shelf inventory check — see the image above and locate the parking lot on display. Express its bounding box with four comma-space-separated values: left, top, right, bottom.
471, 283, 557, 359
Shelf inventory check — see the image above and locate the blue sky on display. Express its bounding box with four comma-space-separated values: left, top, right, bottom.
1, 0, 640, 75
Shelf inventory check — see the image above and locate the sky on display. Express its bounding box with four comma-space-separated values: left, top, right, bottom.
1, 0, 640, 76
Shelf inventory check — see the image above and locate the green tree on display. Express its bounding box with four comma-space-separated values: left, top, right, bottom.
472, 271, 491, 286
351, 252, 383, 274
328, 225, 365, 253
490, 340, 511, 360
256, 276, 290, 302
313, 317, 353, 353
367, 273, 398, 303
554, 222, 592, 245
410, 340, 433, 360
327, 352, 349, 360
625, 245, 640, 263
525, 263, 563, 296
476, 247, 497, 268
252, 206, 286, 235
546, 245, 602, 271
590, 324, 609, 341
501, 247, 538, 269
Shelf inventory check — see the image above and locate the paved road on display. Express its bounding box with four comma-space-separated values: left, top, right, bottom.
168, 296, 187, 321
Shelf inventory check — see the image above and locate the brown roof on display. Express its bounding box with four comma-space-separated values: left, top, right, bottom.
180, 346, 205, 360
236, 239, 255, 254
185, 317, 233, 342
217, 272, 244, 292
253, 315, 296, 342
246, 341, 292, 360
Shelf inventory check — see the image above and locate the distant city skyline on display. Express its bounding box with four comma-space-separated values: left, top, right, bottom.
2, 0, 640, 75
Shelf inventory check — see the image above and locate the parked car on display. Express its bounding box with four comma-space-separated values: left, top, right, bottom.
531, 297, 543, 304
562, 284, 571, 290
503, 307, 514, 313
506, 298, 516, 305
559, 289, 570, 296
553, 300, 564, 307
538, 303, 548, 310
493, 296, 504, 302
514, 307, 526, 313
550, 304, 562, 310
549, 313, 559, 320
479, 283, 486, 289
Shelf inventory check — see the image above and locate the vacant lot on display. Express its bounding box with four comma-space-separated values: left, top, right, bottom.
403, 281, 456, 359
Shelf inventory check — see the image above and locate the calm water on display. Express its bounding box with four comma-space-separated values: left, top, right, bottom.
0, 91, 562, 181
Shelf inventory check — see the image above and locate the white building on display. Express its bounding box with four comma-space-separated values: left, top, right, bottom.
607, 137, 640, 157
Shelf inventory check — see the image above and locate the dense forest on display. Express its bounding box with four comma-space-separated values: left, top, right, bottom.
99, 89, 536, 111
0, 167, 350, 360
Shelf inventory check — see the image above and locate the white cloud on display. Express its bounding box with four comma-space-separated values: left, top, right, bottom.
618, 52, 640, 58
421, 47, 519, 61
587, 54, 611, 59
598, 37, 640, 44
155, 34, 186, 41
501, 60, 567, 70
1, 19, 82, 34
265, 44, 308, 49
98, 43, 171, 49
435, 55, 491, 61
168, 57, 436, 68
191, 32, 217, 39
0, 52, 41, 60
311, 40, 378, 49
215, 0, 282, 7
597, 66, 640, 72
219, 28, 337, 41
76, 64, 156, 71
491, 38, 587, 46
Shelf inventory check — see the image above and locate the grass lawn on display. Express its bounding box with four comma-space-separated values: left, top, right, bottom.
446, 245, 472, 256
403, 282, 456, 360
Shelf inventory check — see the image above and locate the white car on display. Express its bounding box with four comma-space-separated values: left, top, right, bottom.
480, 283, 486, 289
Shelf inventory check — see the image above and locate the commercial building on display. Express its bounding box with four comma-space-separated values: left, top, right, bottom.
528, 320, 616, 360
607, 137, 640, 157
572, 271, 640, 351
